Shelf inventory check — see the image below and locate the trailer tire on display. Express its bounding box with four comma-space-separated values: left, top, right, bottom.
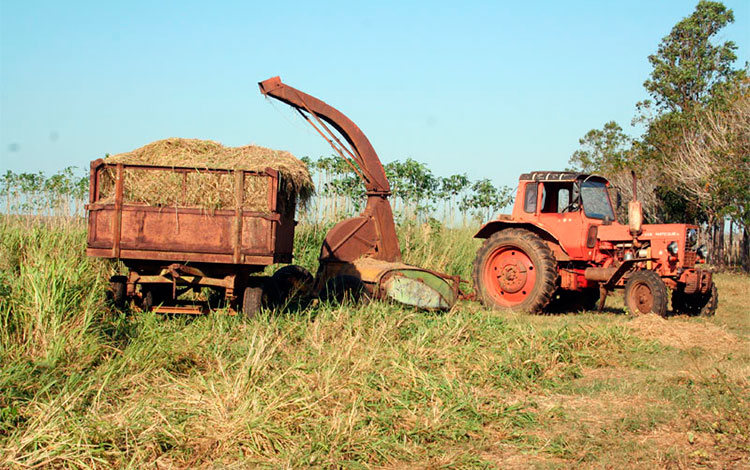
242, 286, 264, 318
472, 229, 557, 313
672, 283, 718, 317
321, 275, 367, 304
142, 289, 154, 312
110, 275, 127, 309
271, 265, 313, 305
624, 271, 668, 317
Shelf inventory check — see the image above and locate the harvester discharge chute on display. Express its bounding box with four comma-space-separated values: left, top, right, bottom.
259, 76, 458, 310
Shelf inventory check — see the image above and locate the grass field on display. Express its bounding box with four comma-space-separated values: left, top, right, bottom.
0, 216, 748, 469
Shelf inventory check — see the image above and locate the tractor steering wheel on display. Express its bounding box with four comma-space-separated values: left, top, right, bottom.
561, 201, 579, 213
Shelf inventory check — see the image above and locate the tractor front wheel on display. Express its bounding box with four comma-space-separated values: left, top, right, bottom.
624, 271, 668, 316
472, 229, 557, 313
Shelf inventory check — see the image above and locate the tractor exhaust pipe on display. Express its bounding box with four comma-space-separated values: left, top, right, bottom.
628, 170, 642, 237
584, 267, 618, 282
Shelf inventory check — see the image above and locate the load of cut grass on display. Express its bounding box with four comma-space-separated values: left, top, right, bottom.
98, 138, 314, 212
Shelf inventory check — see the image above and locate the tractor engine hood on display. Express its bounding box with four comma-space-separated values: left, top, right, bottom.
597, 223, 695, 243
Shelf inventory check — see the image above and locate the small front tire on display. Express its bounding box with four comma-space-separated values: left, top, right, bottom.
624, 270, 668, 317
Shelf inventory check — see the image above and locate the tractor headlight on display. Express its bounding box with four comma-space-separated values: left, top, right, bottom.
686, 228, 698, 247
667, 241, 679, 255
697, 245, 708, 259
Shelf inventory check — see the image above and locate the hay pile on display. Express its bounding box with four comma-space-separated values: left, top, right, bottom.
628, 314, 739, 352
99, 138, 314, 212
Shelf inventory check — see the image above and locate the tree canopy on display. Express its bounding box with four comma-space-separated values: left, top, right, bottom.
643, 0, 740, 113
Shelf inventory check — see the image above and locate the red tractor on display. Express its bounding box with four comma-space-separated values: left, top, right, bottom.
472, 171, 717, 316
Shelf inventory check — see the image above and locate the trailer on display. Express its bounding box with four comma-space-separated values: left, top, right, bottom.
86, 159, 296, 315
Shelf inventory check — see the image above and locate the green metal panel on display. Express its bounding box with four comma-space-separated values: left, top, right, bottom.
382, 269, 456, 310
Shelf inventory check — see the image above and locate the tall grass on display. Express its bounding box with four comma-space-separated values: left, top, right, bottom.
1, 215, 747, 469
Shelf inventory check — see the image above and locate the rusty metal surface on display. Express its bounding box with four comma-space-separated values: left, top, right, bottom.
316, 258, 459, 310
259, 76, 401, 263
153, 305, 207, 315
584, 267, 618, 283
87, 161, 294, 266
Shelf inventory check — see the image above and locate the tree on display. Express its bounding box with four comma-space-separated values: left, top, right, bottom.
643, 1, 740, 114
461, 179, 512, 222
665, 79, 750, 267
569, 121, 632, 174
441, 173, 470, 223
385, 159, 440, 218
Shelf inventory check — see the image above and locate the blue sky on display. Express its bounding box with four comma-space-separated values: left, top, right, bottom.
1, 0, 748, 190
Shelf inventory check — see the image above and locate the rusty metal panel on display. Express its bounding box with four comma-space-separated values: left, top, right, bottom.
112, 164, 124, 258
234, 170, 244, 263
274, 211, 296, 256
87, 162, 291, 268
87, 247, 275, 265
240, 216, 273, 255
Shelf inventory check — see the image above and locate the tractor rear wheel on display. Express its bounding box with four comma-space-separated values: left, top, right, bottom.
472, 229, 557, 313
672, 284, 718, 317
624, 271, 668, 316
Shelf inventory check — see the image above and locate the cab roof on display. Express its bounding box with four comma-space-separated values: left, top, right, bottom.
519, 171, 608, 183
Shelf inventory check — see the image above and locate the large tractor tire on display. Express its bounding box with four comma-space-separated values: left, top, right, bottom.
472, 229, 557, 313
624, 270, 668, 316
672, 284, 718, 317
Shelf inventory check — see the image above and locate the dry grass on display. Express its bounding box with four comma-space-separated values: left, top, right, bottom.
628, 313, 740, 352
99, 138, 314, 210
1, 218, 749, 469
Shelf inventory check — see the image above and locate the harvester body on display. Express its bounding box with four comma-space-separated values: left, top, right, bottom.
473, 171, 716, 316
259, 76, 458, 309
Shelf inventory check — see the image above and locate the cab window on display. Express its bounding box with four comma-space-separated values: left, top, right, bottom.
539, 182, 575, 214
581, 180, 615, 220
524, 183, 537, 213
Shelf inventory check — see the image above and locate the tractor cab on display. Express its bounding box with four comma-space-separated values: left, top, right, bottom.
509, 171, 615, 260
513, 172, 614, 221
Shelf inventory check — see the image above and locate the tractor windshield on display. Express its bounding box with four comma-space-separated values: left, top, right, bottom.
581, 180, 615, 220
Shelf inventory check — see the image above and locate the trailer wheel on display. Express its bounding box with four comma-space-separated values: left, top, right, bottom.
110, 275, 127, 309
624, 271, 668, 316
142, 289, 154, 312
141, 285, 171, 312
321, 275, 367, 304
672, 284, 718, 317
242, 286, 263, 318
271, 265, 313, 305
472, 229, 557, 313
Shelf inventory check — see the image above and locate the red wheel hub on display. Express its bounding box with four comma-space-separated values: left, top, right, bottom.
484, 247, 537, 306
631, 283, 654, 314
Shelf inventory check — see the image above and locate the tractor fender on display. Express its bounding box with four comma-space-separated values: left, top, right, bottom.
473, 220, 570, 260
